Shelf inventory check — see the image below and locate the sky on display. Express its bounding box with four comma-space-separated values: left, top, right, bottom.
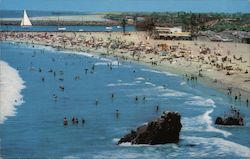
0, 0, 250, 13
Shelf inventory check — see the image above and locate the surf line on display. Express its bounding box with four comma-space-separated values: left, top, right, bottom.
0, 60, 26, 124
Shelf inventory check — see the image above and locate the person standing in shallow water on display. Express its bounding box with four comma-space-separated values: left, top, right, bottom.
135, 96, 138, 101
82, 118, 85, 124
72, 117, 75, 124
95, 99, 99, 105
115, 109, 119, 119
235, 95, 238, 101
63, 117, 68, 126
156, 104, 160, 113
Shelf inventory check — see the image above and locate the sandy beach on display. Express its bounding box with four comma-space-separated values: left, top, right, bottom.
1, 31, 250, 101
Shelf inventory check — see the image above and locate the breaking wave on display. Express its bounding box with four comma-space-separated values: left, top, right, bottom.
141, 68, 177, 76
182, 109, 232, 137
182, 136, 250, 158
0, 60, 26, 124
184, 96, 215, 107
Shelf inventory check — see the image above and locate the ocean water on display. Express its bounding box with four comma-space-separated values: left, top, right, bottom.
0, 42, 249, 158
1, 0, 250, 13
0, 25, 136, 32
0, 10, 89, 18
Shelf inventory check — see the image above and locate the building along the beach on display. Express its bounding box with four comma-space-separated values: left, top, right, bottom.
153, 26, 192, 40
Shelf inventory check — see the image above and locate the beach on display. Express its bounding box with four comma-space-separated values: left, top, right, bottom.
1, 0, 250, 157
0, 41, 249, 158
1, 31, 250, 101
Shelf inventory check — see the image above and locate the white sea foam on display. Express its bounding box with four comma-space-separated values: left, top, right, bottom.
185, 96, 215, 107
64, 50, 121, 66
95, 60, 120, 66
182, 109, 232, 137
57, 47, 124, 67
159, 90, 188, 97
62, 50, 98, 59
182, 136, 250, 158
144, 81, 156, 87
125, 83, 188, 98
141, 68, 177, 77
135, 77, 145, 81
112, 138, 120, 143
154, 85, 188, 97
135, 81, 142, 84
63, 156, 80, 159
93, 151, 161, 159
107, 82, 137, 87
0, 60, 25, 124
80, 52, 98, 58
112, 137, 151, 147
180, 81, 186, 86
202, 109, 232, 137
119, 142, 151, 147
94, 62, 108, 66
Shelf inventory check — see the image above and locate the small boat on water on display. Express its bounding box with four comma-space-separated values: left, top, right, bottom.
58, 27, 66, 31
105, 26, 113, 31
21, 10, 32, 27
79, 29, 84, 32
117, 26, 122, 29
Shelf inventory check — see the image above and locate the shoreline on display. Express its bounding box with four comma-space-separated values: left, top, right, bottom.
1, 31, 249, 103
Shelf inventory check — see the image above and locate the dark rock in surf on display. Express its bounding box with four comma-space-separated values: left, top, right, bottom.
215, 116, 243, 126
118, 111, 182, 145
215, 107, 244, 126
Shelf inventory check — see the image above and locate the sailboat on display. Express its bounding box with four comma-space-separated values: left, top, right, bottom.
21, 10, 32, 27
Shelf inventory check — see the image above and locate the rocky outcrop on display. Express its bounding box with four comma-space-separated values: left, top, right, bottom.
215, 116, 243, 126
215, 107, 244, 126
118, 111, 182, 145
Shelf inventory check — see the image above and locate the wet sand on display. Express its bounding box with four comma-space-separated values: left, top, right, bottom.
1, 31, 250, 101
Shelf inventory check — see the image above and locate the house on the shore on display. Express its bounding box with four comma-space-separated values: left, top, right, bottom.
153, 26, 192, 40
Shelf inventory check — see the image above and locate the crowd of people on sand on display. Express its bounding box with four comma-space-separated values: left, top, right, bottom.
2, 32, 249, 82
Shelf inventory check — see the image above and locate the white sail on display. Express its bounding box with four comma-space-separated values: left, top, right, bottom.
21, 10, 32, 26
